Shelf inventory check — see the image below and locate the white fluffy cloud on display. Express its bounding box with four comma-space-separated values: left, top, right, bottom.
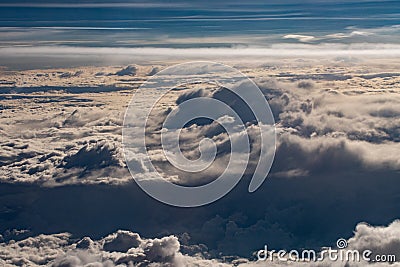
1, 220, 400, 267
0, 60, 399, 188
0, 60, 400, 263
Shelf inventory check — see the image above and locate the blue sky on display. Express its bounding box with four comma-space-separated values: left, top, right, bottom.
0, 0, 399, 47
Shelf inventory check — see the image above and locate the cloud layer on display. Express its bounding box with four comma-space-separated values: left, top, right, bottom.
0, 60, 399, 261
1, 220, 400, 266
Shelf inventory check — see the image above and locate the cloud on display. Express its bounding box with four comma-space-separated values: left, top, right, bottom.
0, 96, 129, 185
1, 220, 400, 266
0, 229, 211, 266
2, 44, 400, 68
114, 65, 137, 76
62, 141, 123, 170
140, 73, 400, 186
1, 60, 400, 261
348, 220, 400, 261
0, 233, 71, 266
102, 231, 141, 253
147, 67, 161, 76
283, 34, 317, 43
59, 71, 83, 79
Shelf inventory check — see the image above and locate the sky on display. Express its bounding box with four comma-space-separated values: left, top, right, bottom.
1, 1, 400, 267
0, 0, 400, 48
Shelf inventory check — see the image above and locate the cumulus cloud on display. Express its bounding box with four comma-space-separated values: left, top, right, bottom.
147, 67, 161, 76
1, 220, 400, 266
115, 65, 137, 76
1, 60, 400, 262
0, 229, 220, 267
102, 231, 141, 253
0, 94, 129, 185
348, 220, 400, 261
138, 69, 400, 186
